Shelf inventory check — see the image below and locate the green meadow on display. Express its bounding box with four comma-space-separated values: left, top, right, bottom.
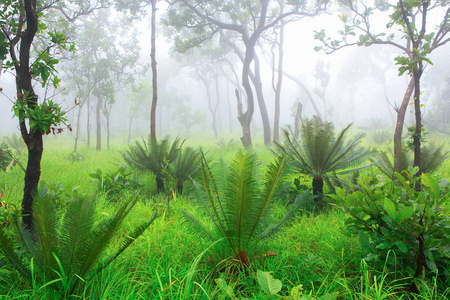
0, 133, 449, 300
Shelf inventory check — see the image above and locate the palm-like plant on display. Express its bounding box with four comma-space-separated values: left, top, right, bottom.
122, 136, 183, 193
183, 150, 307, 272
275, 117, 370, 199
167, 146, 201, 194
376, 143, 448, 178
0, 186, 157, 297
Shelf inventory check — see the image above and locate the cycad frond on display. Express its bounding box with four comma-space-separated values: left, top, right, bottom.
253, 191, 310, 244
96, 211, 158, 274
0, 227, 30, 279
245, 154, 289, 247
59, 195, 97, 279
185, 150, 292, 263
181, 209, 215, 241
32, 187, 60, 277
78, 195, 139, 278
377, 144, 448, 177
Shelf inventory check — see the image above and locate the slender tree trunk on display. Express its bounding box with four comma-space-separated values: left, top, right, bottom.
94, 82, 102, 151
253, 54, 271, 145
294, 101, 302, 139
412, 69, 422, 174
106, 112, 110, 150
150, 0, 158, 138
87, 97, 91, 148
204, 77, 219, 139
393, 77, 415, 172
74, 102, 84, 152
128, 116, 133, 144
273, 0, 285, 142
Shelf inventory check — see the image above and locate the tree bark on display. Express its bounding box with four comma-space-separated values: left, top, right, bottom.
253, 54, 271, 145
74, 101, 84, 152
273, 3, 285, 143
150, 0, 158, 138
412, 69, 422, 174
16, 0, 40, 228
294, 101, 302, 139
94, 82, 102, 151
393, 77, 415, 172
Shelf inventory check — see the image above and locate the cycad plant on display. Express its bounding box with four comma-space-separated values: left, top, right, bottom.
183, 150, 307, 274
275, 117, 370, 200
376, 143, 448, 178
122, 136, 183, 193
0, 186, 157, 297
165, 146, 201, 194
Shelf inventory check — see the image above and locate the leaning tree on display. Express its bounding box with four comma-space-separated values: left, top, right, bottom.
165, 0, 328, 148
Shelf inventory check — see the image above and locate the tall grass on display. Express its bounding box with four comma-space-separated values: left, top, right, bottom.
0, 136, 449, 299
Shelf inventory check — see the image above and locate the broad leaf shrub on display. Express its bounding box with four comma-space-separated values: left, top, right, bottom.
330, 167, 450, 290
89, 165, 142, 196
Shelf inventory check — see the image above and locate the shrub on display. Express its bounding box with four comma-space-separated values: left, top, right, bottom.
89, 165, 141, 196
331, 168, 450, 292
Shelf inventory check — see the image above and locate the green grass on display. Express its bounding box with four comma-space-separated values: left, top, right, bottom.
0, 136, 449, 299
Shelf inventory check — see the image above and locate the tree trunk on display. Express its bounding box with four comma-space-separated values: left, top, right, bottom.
312, 176, 323, 199
412, 69, 422, 175
127, 116, 133, 144
150, 0, 158, 138
253, 54, 271, 145
22, 132, 43, 228
74, 101, 84, 152
273, 0, 285, 143
235, 88, 252, 148
294, 101, 302, 139
16, 0, 40, 228
94, 82, 102, 151
200, 75, 219, 139
87, 97, 91, 148
393, 77, 415, 172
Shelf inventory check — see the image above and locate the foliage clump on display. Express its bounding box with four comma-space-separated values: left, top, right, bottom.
0, 185, 157, 297
123, 136, 200, 194
275, 117, 370, 209
183, 150, 308, 277
331, 168, 450, 291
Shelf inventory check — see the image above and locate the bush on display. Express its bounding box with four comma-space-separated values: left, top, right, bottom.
89, 165, 142, 196
331, 168, 450, 291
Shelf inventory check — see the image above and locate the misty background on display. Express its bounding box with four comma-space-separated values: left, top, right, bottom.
1, 1, 449, 147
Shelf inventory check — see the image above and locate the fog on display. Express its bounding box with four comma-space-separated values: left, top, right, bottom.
1, 1, 449, 147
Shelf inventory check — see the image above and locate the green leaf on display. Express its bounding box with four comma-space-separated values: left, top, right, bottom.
215, 278, 236, 298
383, 198, 396, 220
422, 173, 440, 199
395, 241, 408, 253
257, 270, 282, 295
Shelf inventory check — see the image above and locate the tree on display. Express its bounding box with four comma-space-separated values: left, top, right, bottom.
65, 8, 142, 150
114, 0, 159, 138
314, 0, 450, 174
0, 0, 74, 228
165, 0, 327, 148
124, 79, 152, 143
